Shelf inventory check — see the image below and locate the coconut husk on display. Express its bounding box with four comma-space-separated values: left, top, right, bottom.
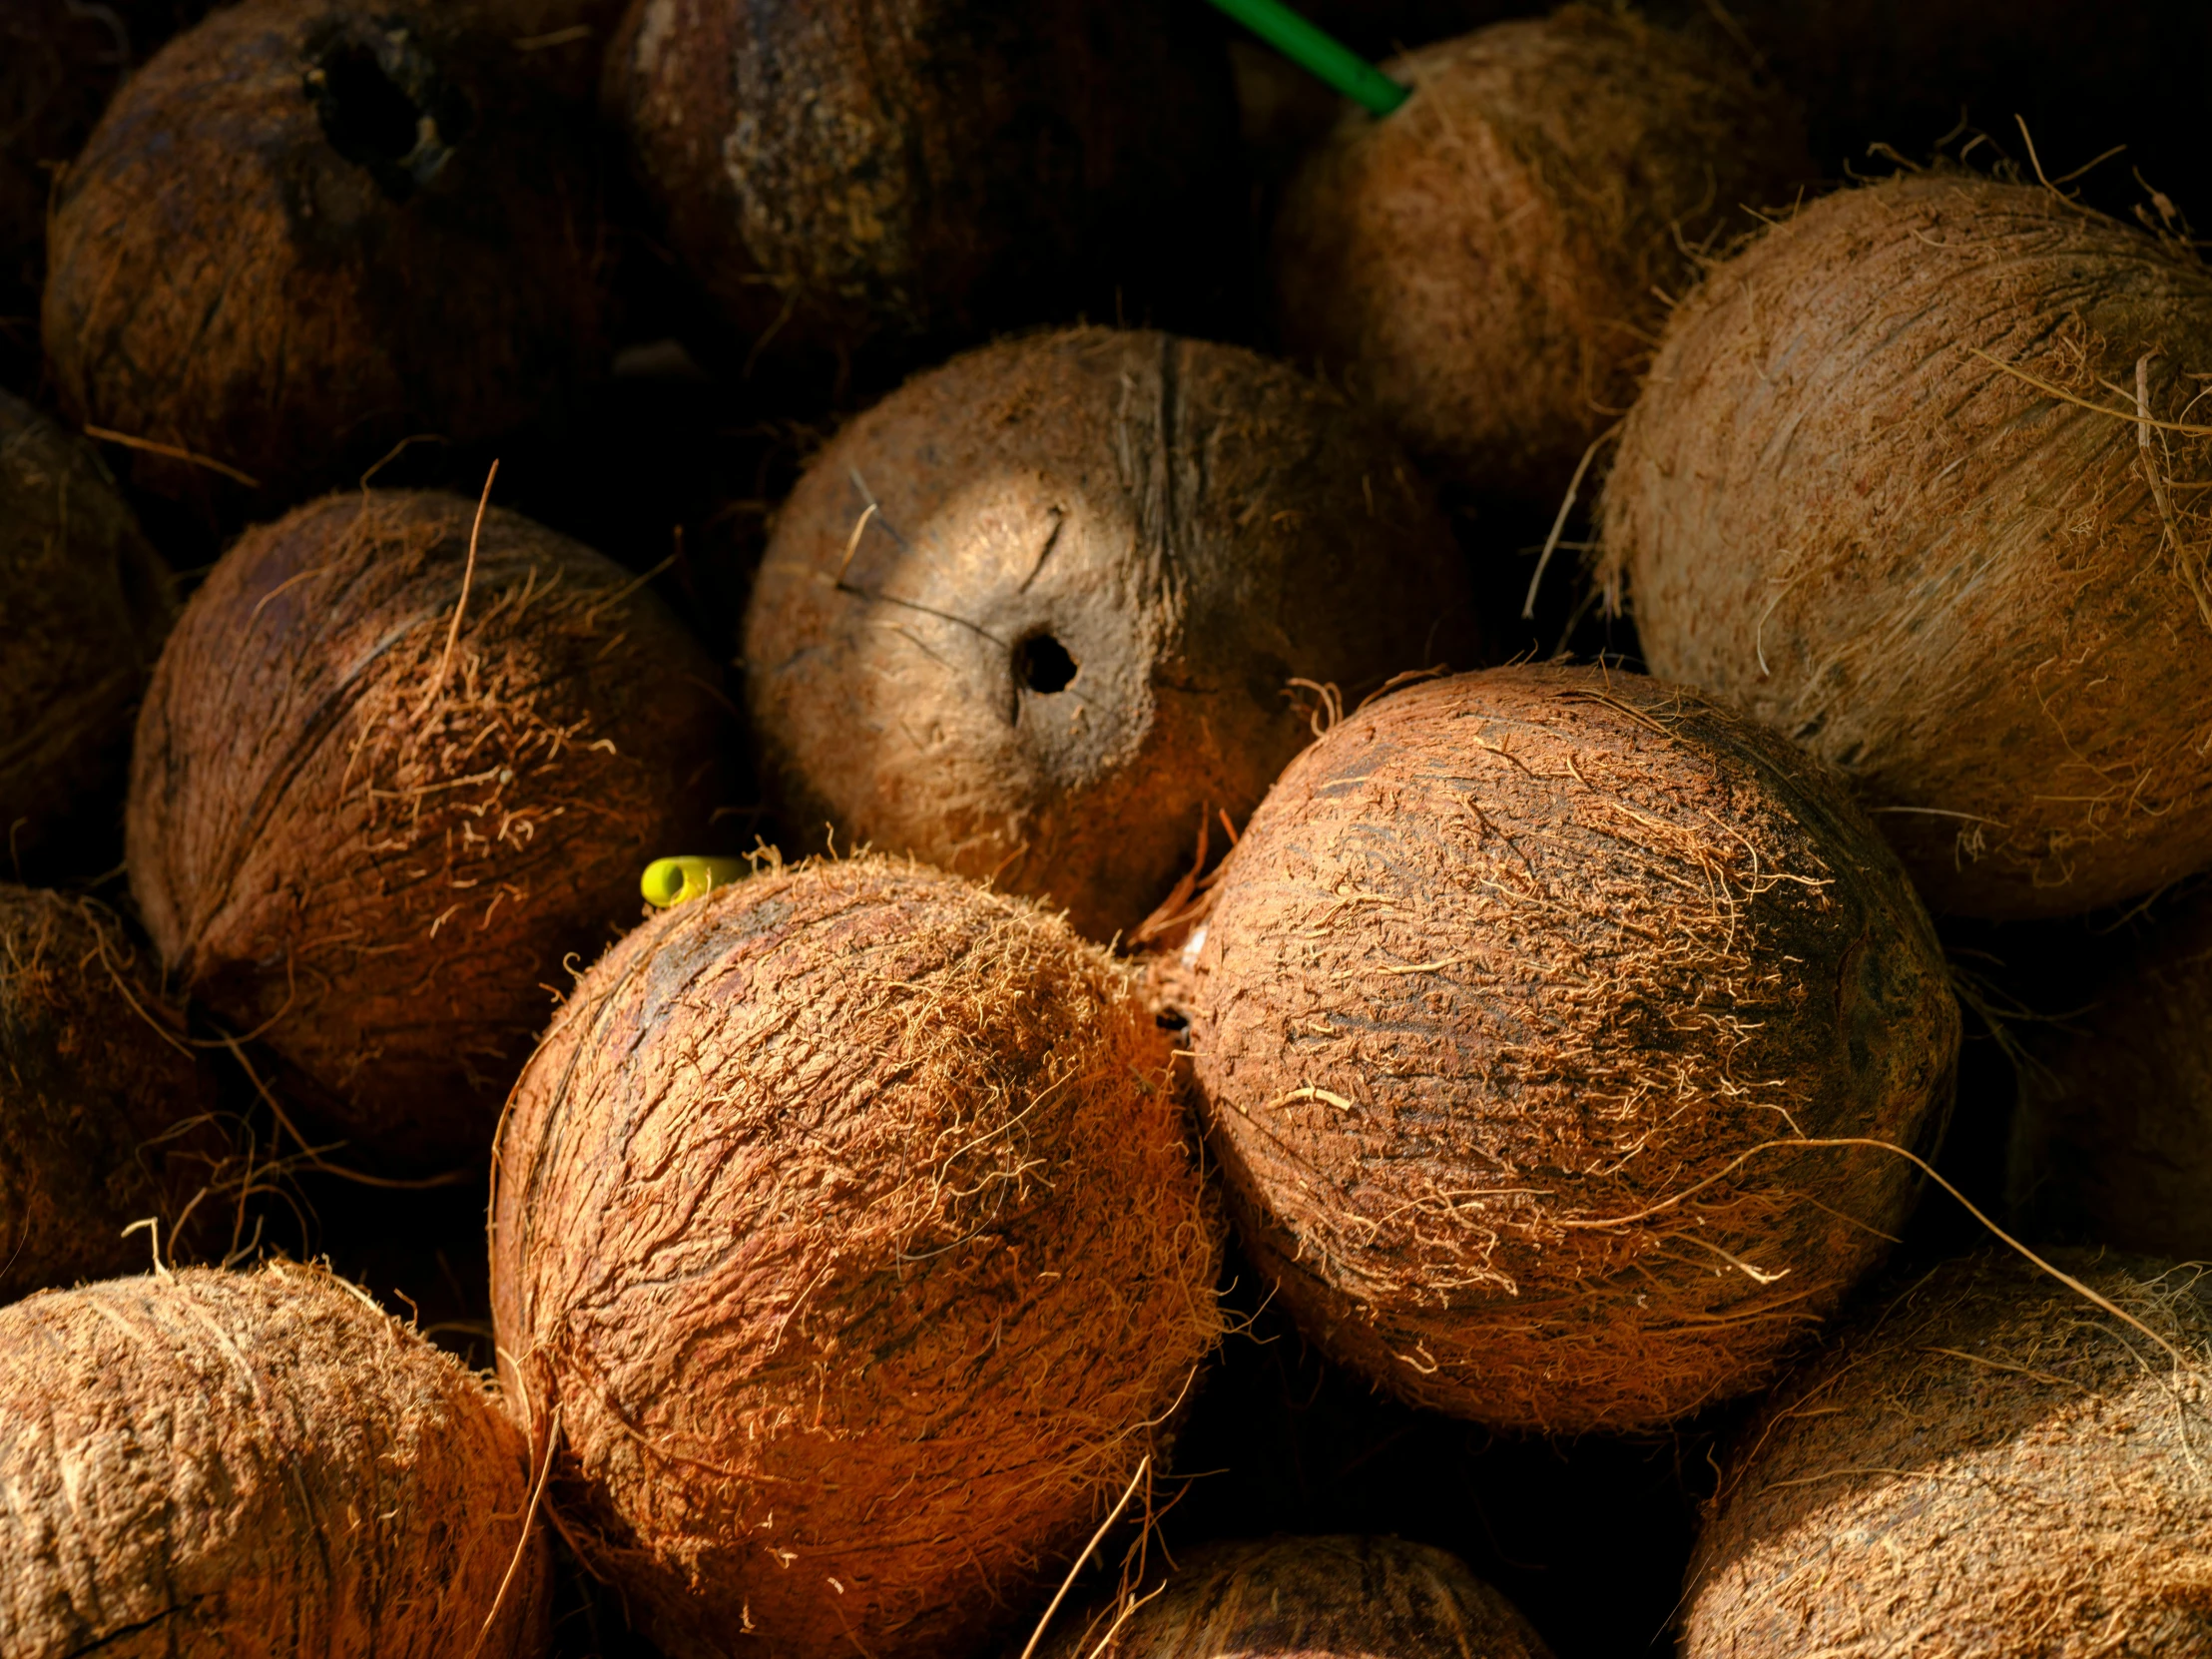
1185, 665, 1959, 1433
0, 883, 232, 1302
490, 854, 1224, 1659
1033, 1534, 1552, 1659
743, 326, 1478, 942
126, 488, 730, 1169
0, 389, 173, 875
0, 1261, 551, 1658
1686, 1248, 2212, 1656
601, 0, 1242, 401
1602, 174, 2212, 919
1271, 5, 1809, 503
41, 0, 608, 509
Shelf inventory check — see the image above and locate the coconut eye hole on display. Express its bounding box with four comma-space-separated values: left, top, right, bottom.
303, 30, 472, 201
1012, 632, 1077, 695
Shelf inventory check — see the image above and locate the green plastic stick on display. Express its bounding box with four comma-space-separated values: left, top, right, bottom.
641, 855, 749, 909
1205, 0, 1410, 116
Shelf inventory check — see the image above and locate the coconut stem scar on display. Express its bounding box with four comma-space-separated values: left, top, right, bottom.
641, 855, 749, 908
1203, 0, 1410, 117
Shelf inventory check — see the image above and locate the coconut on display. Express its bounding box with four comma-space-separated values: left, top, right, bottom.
1601, 174, 2212, 919
41, 0, 607, 509
601, 0, 1241, 399
1184, 665, 1959, 1433
1685, 1249, 2212, 1656
0, 884, 231, 1302
0, 390, 173, 874
126, 488, 730, 1169
489, 854, 1223, 1659
1035, 1534, 1552, 1659
743, 327, 1478, 942
0, 1261, 551, 1657
1270, 6, 1809, 502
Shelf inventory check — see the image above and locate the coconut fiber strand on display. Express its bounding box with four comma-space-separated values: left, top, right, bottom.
127, 489, 728, 1168
491, 855, 1223, 1659
1604, 174, 2212, 919
745, 326, 1477, 941
0, 1262, 550, 1659
1187, 666, 1958, 1432
1687, 1250, 2212, 1657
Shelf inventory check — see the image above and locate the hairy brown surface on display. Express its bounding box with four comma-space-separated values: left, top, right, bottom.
42, 0, 607, 507
491, 855, 1223, 1659
1603, 175, 2212, 919
1186, 666, 1958, 1432
601, 0, 1240, 398
744, 327, 1478, 941
1037, 1534, 1552, 1659
0, 1262, 550, 1658
1272, 6, 1808, 502
0, 390, 172, 874
1686, 1250, 2212, 1657
0, 884, 229, 1303
127, 489, 728, 1169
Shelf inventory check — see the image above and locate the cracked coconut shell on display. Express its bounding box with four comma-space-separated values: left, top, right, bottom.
1184, 666, 1959, 1433
1271, 6, 1808, 502
743, 327, 1478, 942
0, 884, 228, 1303
126, 489, 729, 1170
1035, 1534, 1553, 1659
490, 855, 1224, 1659
1602, 175, 2212, 919
42, 0, 606, 508
1686, 1249, 2212, 1657
601, 0, 1240, 399
0, 1261, 550, 1659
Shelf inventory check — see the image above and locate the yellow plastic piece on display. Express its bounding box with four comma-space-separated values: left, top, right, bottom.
641, 855, 749, 908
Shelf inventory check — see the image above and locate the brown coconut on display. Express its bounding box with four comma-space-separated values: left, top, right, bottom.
743, 327, 1479, 942
1035, 1534, 1552, 1659
1184, 665, 1959, 1433
0, 1261, 551, 1658
490, 854, 1224, 1659
1602, 174, 2212, 919
1271, 6, 1809, 502
601, 0, 1241, 397
1685, 1249, 2212, 1656
41, 0, 607, 508
0, 884, 231, 1302
0, 389, 173, 873
127, 488, 729, 1169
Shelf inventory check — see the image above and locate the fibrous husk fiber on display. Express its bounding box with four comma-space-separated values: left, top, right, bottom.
1186, 665, 1959, 1432
1686, 1249, 2212, 1657
1271, 5, 1809, 501
1036, 1534, 1552, 1659
0, 1261, 551, 1658
490, 854, 1224, 1659
1602, 174, 2212, 919
602, 0, 1241, 399
0, 883, 227, 1302
127, 488, 729, 1169
42, 0, 607, 506
744, 326, 1478, 942
0, 389, 173, 872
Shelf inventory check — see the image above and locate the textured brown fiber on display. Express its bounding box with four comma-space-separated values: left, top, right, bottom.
0, 884, 227, 1302
1686, 1250, 2212, 1657
0, 389, 173, 870
0, 1262, 550, 1658
1187, 666, 1958, 1432
491, 855, 1223, 1659
1603, 174, 2212, 919
744, 326, 1478, 941
126, 489, 728, 1168
1038, 1534, 1553, 1659
42, 0, 606, 505
1272, 5, 1808, 501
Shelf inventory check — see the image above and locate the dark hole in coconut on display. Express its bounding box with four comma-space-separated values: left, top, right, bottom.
315, 43, 419, 161
304, 28, 471, 202
1013, 632, 1077, 694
